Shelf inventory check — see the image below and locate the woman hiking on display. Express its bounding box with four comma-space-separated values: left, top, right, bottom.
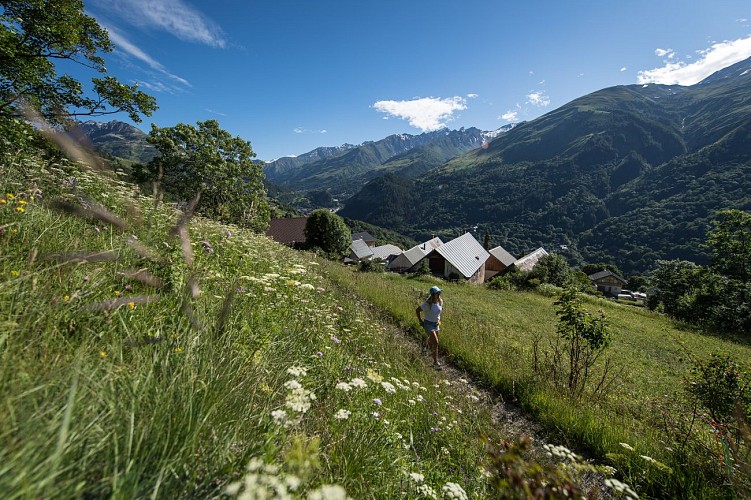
416, 286, 444, 369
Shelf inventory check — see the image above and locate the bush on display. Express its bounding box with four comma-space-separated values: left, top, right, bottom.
357, 258, 386, 273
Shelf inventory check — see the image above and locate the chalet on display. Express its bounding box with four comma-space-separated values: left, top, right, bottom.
508, 247, 549, 272
388, 237, 443, 273
370, 244, 402, 263
589, 270, 627, 297
426, 232, 490, 284
485, 245, 517, 279
351, 231, 376, 247
345, 240, 402, 265
266, 217, 308, 248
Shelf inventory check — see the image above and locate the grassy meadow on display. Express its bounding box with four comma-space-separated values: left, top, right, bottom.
1, 143, 747, 498
321, 264, 751, 497
0, 148, 627, 498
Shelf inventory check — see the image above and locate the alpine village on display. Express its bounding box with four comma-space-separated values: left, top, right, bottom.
2, 2, 751, 499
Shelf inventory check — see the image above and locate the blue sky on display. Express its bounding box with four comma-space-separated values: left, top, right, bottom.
80, 0, 751, 161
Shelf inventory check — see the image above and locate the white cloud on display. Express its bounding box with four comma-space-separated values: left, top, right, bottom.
638, 35, 751, 85
205, 108, 226, 116
293, 127, 327, 134
107, 27, 190, 88
526, 91, 550, 107
91, 0, 226, 48
655, 48, 674, 58
500, 110, 518, 122
620, 67, 627, 72
372, 96, 467, 131
467, 93, 479, 98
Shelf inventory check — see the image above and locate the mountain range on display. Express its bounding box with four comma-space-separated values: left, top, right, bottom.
263, 126, 512, 198
73, 120, 157, 164
337, 57, 751, 275
78, 57, 751, 276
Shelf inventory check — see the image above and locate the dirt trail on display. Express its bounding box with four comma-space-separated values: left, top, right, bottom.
382, 319, 611, 498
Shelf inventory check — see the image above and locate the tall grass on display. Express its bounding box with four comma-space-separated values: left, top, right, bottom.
2, 147, 547, 497
321, 264, 751, 497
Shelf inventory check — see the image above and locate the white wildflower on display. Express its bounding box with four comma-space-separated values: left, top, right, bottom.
287, 366, 307, 377
335, 409, 351, 420
381, 381, 397, 394
441, 482, 468, 500
349, 378, 367, 389
408, 472, 425, 483
308, 484, 348, 500
416, 484, 437, 499
335, 382, 352, 392
271, 409, 288, 425
604, 478, 638, 499
619, 442, 635, 452
284, 380, 302, 390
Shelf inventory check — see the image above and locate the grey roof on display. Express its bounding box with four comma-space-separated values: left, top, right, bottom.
435, 232, 490, 278
512, 247, 548, 272
352, 231, 375, 242
489, 245, 517, 266
388, 237, 443, 269
588, 269, 626, 283
349, 239, 374, 260
371, 244, 402, 260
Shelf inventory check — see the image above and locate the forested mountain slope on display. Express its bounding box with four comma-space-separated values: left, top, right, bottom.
340, 57, 751, 275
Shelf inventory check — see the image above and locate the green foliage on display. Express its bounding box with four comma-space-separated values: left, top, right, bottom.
581, 262, 623, 278
529, 253, 571, 287
0, 0, 156, 123
686, 355, 751, 425
357, 258, 386, 273
304, 209, 350, 256
136, 120, 270, 231
552, 287, 611, 397
707, 209, 751, 282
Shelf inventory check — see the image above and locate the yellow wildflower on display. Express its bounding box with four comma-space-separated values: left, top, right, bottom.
114, 290, 121, 297
174, 347, 183, 353
128, 302, 135, 310
18, 200, 27, 206
6, 193, 14, 200
63, 295, 70, 301
99, 351, 107, 359
10, 270, 19, 277
15, 207, 24, 213
0, 199, 6, 205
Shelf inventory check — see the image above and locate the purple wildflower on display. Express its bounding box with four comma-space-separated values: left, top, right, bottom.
373, 398, 382, 406
332, 336, 340, 344
316, 351, 323, 358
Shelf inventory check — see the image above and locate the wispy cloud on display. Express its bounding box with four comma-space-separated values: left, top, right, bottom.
655, 48, 675, 59
638, 35, 751, 85
526, 91, 550, 107
620, 67, 627, 72
372, 96, 467, 131
293, 128, 327, 134
106, 27, 190, 90
467, 93, 479, 98
205, 108, 226, 117
91, 0, 226, 48
500, 110, 518, 122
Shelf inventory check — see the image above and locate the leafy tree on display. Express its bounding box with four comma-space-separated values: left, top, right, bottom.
553, 287, 611, 397
530, 253, 571, 287
707, 209, 751, 282
137, 120, 270, 231
482, 230, 491, 250
0, 0, 157, 123
304, 209, 351, 256
580, 262, 623, 278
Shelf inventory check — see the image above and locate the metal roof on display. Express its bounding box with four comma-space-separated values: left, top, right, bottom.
512, 247, 548, 272
265, 217, 308, 244
352, 231, 376, 242
435, 233, 490, 278
387, 237, 443, 269
489, 245, 517, 266
349, 239, 374, 259
371, 244, 402, 260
